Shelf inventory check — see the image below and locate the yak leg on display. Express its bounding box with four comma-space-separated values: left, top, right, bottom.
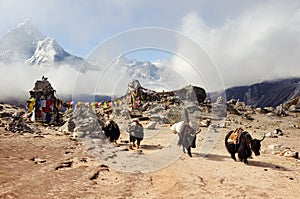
231, 153, 237, 161
187, 147, 192, 157
136, 139, 141, 149
191, 136, 196, 148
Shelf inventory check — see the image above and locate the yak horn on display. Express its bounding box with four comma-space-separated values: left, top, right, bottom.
259, 134, 266, 142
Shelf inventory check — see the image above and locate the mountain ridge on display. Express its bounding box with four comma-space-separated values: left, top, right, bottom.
225, 77, 300, 107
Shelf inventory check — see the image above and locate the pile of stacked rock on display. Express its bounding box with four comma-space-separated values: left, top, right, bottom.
26, 76, 63, 125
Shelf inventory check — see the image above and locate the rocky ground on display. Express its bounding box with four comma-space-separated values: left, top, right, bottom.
0, 102, 300, 199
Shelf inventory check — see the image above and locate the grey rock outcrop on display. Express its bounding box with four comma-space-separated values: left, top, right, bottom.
177, 85, 206, 104
60, 106, 106, 140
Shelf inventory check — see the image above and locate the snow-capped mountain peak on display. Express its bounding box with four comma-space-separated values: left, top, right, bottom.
0, 20, 96, 72
26, 37, 71, 65
0, 19, 45, 62
115, 55, 161, 81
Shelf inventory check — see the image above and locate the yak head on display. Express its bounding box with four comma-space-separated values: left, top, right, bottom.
250, 134, 265, 156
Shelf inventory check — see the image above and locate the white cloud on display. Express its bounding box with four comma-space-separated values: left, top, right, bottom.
0, 63, 80, 100
176, 0, 300, 90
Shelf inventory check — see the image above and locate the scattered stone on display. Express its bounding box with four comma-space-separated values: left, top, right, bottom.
90, 171, 100, 180
33, 135, 45, 138
280, 149, 298, 158
274, 128, 283, 136
226, 104, 241, 115
275, 104, 288, 116
284, 96, 300, 112
227, 99, 237, 105
235, 101, 247, 111
256, 107, 271, 114
208, 124, 218, 132
289, 105, 300, 112
265, 132, 277, 138
30, 157, 47, 164
55, 161, 73, 170
135, 149, 144, 155
145, 121, 157, 129
242, 113, 254, 120
271, 150, 280, 155
268, 144, 282, 150
199, 118, 210, 127
266, 129, 283, 138
264, 107, 275, 112
4, 112, 37, 133
256, 108, 262, 113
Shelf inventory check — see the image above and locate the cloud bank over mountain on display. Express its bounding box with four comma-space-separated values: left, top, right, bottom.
0, 63, 79, 100
0, 23, 192, 99
177, 1, 300, 88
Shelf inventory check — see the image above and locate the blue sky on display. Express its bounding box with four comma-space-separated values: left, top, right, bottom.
124, 49, 172, 62
1, 0, 300, 92
0, 0, 260, 58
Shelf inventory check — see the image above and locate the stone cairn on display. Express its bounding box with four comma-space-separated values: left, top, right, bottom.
26, 76, 63, 125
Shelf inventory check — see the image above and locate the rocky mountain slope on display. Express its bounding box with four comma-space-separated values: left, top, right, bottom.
225, 77, 300, 107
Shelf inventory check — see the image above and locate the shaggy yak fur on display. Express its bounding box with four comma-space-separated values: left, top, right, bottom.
225, 129, 265, 164
103, 120, 120, 143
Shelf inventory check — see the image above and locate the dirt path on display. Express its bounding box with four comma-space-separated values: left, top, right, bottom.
0, 113, 300, 198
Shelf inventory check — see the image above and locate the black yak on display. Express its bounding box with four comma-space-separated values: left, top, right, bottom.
225, 129, 265, 164
103, 120, 120, 144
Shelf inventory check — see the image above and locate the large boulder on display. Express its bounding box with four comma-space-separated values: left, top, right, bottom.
62, 106, 105, 139
178, 85, 206, 104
